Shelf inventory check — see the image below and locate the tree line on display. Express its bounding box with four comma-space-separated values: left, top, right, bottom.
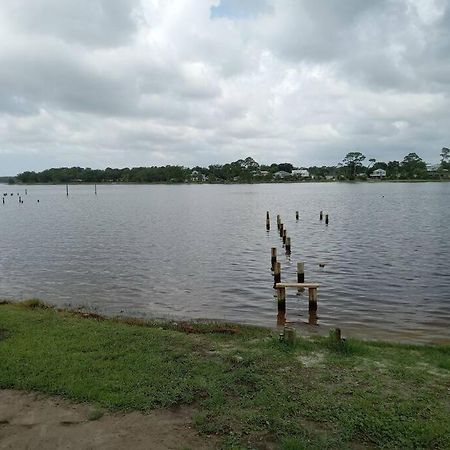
14, 148, 449, 184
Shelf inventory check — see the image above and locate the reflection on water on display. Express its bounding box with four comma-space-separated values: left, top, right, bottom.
0, 182, 449, 343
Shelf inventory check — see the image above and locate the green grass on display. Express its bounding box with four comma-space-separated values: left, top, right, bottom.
0, 302, 449, 449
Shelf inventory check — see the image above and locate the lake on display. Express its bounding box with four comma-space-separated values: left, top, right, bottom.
1, 182, 449, 343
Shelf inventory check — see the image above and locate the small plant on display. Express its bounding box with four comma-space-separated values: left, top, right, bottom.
87, 408, 104, 421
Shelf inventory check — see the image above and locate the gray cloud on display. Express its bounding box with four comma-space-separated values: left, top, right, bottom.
0, 0, 449, 175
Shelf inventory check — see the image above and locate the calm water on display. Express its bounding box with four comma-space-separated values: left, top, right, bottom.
1, 182, 449, 343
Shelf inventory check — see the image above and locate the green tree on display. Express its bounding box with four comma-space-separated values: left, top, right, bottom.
342, 152, 366, 179
400, 153, 427, 179
441, 147, 450, 169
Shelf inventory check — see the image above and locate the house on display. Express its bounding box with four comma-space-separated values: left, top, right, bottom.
191, 170, 207, 182
426, 164, 440, 172
291, 169, 310, 177
370, 169, 386, 178
273, 171, 291, 179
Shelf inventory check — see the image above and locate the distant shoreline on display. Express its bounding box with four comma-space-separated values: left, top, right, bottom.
2, 178, 449, 186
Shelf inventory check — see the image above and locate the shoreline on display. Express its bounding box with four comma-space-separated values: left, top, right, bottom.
1, 300, 449, 448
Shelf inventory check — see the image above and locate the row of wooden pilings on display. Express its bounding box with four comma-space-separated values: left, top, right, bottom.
266, 210, 325, 330
2, 184, 98, 205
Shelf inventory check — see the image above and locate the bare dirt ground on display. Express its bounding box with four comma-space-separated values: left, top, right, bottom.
0, 390, 216, 450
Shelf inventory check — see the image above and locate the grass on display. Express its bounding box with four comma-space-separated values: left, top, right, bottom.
0, 301, 449, 449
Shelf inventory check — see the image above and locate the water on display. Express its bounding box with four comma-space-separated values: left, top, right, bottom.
1, 182, 449, 343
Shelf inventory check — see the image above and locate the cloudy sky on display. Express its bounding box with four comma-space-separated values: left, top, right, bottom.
0, 0, 449, 175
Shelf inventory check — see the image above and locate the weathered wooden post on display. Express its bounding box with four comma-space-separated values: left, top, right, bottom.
277, 285, 286, 305
297, 262, 305, 294
2, 197, 4, 205
308, 286, 318, 311
25, 189, 27, 195
295, 211, 299, 220
297, 262, 305, 283
273, 262, 281, 288
308, 309, 318, 325
285, 237, 291, 255
320, 211, 323, 221
284, 325, 295, 345
95, 184, 97, 195
66, 184, 69, 196
276, 215, 281, 230
271, 247, 277, 271
279, 223, 284, 238
277, 308, 286, 327
330, 328, 342, 342
282, 229, 287, 245
325, 214, 329, 225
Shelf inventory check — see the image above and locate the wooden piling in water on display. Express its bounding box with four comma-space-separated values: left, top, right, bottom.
279, 223, 284, 238
285, 237, 291, 255
276, 215, 280, 230
95, 184, 97, 195
66, 184, 69, 196
277, 285, 286, 304
273, 262, 281, 288
320, 211, 323, 221
2, 197, 4, 205
295, 211, 299, 220
297, 262, 305, 283
325, 214, 329, 225
282, 229, 287, 245
271, 247, 277, 271
297, 262, 305, 294
308, 286, 318, 311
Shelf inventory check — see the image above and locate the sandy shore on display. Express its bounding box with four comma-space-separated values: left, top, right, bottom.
0, 390, 215, 450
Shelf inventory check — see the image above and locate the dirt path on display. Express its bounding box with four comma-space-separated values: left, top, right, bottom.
0, 390, 215, 450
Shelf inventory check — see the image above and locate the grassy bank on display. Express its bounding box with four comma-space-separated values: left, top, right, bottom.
0, 301, 449, 449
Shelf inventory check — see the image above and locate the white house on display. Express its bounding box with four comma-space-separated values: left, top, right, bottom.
370, 169, 386, 178
273, 170, 291, 179
292, 169, 310, 177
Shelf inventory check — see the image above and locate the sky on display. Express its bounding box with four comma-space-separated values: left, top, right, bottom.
0, 0, 449, 175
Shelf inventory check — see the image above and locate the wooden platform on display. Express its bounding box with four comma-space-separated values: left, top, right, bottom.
275, 282, 319, 307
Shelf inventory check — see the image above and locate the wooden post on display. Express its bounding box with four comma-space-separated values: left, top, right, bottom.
282, 229, 287, 245
297, 262, 305, 283
320, 211, 323, 221
95, 184, 97, 195
273, 262, 281, 288
285, 237, 291, 255
277, 307, 286, 327
295, 211, 299, 220
276, 215, 280, 230
276, 286, 286, 305
279, 223, 284, 238
25, 189, 27, 195
325, 214, 329, 225
284, 325, 295, 344
308, 287, 318, 311
308, 309, 318, 325
2, 197, 4, 205
271, 247, 277, 271
66, 184, 69, 196
297, 262, 305, 294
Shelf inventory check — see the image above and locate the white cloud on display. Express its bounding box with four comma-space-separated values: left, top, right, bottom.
0, 0, 449, 174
